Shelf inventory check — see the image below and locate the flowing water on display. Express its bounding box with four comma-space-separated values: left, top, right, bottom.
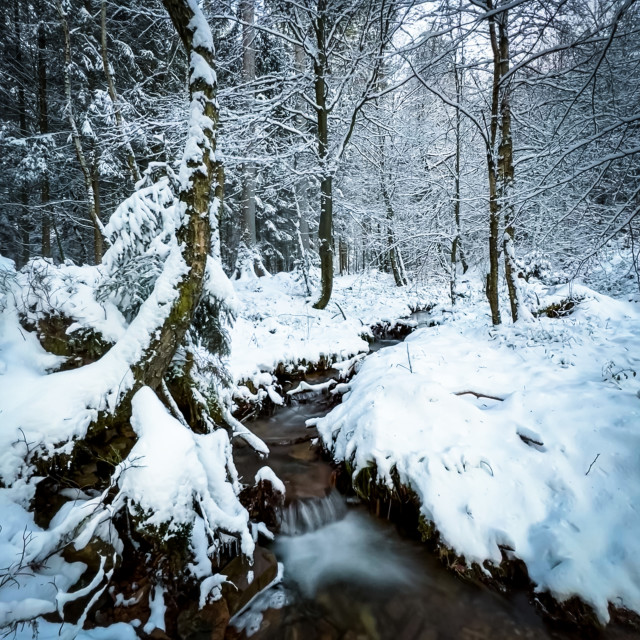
231, 334, 636, 640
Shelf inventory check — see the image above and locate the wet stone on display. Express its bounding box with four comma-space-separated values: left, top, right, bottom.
177, 598, 229, 640
222, 546, 278, 616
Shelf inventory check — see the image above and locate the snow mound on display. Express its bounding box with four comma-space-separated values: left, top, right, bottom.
119, 388, 254, 557
316, 285, 640, 622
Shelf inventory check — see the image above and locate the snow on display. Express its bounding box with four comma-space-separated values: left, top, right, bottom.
187, 4, 215, 52
13, 259, 127, 343
120, 387, 254, 556
7, 621, 139, 640
204, 254, 238, 312
255, 466, 286, 495
143, 584, 166, 634
0, 490, 88, 630
315, 282, 640, 622
190, 52, 217, 87
229, 563, 286, 638
199, 574, 228, 608
229, 269, 436, 399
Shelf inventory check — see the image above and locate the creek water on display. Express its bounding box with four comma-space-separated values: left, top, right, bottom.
231, 330, 635, 640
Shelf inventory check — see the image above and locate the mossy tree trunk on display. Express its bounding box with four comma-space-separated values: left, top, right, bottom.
487, 2, 522, 323
133, 0, 219, 391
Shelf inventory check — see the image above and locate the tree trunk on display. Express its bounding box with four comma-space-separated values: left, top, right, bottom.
14, 0, 30, 268
58, 2, 103, 264
381, 180, 407, 287
240, 0, 257, 247
486, 1, 503, 325
134, 0, 219, 390
451, 54, 464, 304
91, 149, 103, 267
313, 0, 334, 309
496, 11, 520, 322
375, 61, 406, 288
38, 9, 51, 259
294, 43, 311, 254
101, 0, 141, 185
488, 4, 526, 323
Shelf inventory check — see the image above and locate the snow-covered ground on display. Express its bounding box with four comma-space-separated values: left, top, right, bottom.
229, 269, 437, 402
314, 282, 640, 623
0, 259, 434, 637
3, 246, 639, 633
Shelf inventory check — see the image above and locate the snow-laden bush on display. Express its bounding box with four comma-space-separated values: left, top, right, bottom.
516, 251, 568, 285
98, 173, 178, 322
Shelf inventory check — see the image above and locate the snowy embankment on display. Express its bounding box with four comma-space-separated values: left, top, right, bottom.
229, 270, 437, 404
314, 283, 640, 623
0, 257, 432, 635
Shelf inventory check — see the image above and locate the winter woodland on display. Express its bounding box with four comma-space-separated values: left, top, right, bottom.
1, 0, 639, 638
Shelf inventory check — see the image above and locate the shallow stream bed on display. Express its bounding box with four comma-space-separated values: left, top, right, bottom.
230, 329, 636, 640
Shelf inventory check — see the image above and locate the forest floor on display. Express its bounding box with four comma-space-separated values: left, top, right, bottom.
311, 277, 640, 626
229, 269, 441, 406
2, 256, 640, 636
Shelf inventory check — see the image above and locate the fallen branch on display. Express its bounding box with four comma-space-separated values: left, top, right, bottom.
453, 391, 504, 402
518, 433, 544, 448
334, 302, 347, 320
454, 390, 504, 402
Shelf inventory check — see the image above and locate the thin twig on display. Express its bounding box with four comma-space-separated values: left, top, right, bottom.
585, 453, 601, 476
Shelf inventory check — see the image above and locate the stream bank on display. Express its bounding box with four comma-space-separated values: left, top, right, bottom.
228, 317, 639, 640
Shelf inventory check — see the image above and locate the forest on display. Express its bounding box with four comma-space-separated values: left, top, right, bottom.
0, 0, 639, 639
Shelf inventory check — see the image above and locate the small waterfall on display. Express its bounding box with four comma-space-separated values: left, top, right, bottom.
279, 491, 347, 536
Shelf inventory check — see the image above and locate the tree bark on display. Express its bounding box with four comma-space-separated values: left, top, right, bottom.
101, 0, 141, 185
37, 4, 51, 259
313, 0, 334, 309
58, 2, 104, 264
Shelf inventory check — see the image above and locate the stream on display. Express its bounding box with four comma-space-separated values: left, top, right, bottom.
230, 324, 635, 640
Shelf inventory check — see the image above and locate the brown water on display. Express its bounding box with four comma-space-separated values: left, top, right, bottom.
231, 358, 636, 640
